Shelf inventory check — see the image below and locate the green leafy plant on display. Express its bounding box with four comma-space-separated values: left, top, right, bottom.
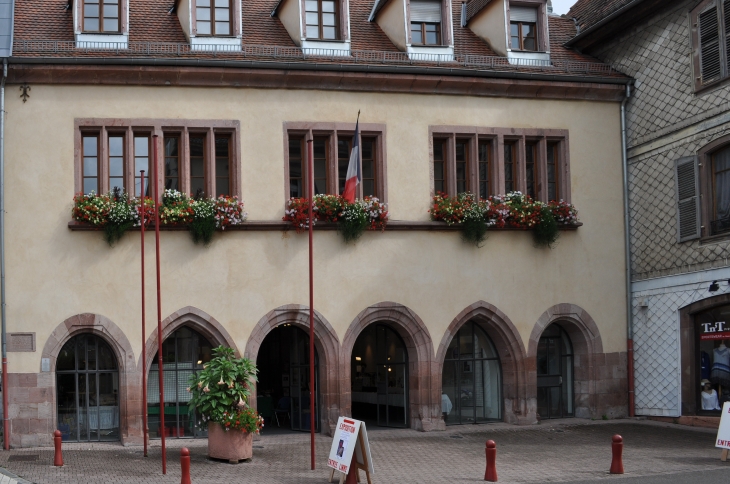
339, 201, 369, 243
187, 347, 263, 434
532, 206, 560, 249
190, 197, 216, 246
104, 187, 137, 246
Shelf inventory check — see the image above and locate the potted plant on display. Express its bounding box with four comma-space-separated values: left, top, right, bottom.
187, 346, 263, 463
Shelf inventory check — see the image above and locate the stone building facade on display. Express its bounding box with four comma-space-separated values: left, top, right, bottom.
568, 0, 730, 417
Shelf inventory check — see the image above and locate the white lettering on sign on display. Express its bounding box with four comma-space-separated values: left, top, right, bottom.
702, 322, 727, 333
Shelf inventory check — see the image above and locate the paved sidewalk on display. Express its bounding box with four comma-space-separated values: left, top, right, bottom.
0, 419, 727, 483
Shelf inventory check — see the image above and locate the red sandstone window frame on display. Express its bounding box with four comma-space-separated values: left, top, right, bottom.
74, 119, 241, 200
283, 122, 388, 202
429, 126, 570, 202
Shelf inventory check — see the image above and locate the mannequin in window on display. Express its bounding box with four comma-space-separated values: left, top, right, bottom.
711, 342, 730, 387
701, 380, 721, 410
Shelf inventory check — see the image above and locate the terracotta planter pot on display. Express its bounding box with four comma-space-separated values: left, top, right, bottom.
207, 422, 253, 463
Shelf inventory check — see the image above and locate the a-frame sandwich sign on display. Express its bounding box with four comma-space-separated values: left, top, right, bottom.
327, 417, 374, 484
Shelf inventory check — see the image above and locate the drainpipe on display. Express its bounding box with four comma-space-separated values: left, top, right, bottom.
620, 83, 635, 418
1, 58, 8, 448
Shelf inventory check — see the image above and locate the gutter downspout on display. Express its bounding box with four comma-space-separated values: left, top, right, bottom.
1, 58, 8, 449
621, 83, 635, 418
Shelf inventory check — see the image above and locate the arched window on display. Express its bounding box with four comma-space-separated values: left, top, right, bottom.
56, 334, 119, 442
148, 326, 213, 439
442, 321, 501, 424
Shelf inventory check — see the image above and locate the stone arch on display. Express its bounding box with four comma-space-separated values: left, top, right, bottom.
140, 306, 238, 375
41, 313, 139, 446
341, 302, 438, 431
528, 304, 611, 419
436, 301, 529, 424
244, 305, 340, 436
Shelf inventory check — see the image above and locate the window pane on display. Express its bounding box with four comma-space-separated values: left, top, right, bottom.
714, 146, 730, 220
479, 141, 490, 199
84, 178, 98, 194
313, 138, 327, 195
434, 139, 445, 193
215, 8, 230, 21
165, 137, 179, 191
197, 21, 211, 34
323, 27, 336, 39
103, 4, 118, 16
85, 4, 99, 17
411, 24, 422, 44
547, 142, 558, 202
190, 136, 206, 196
134, 137, 149, 197
215, 21, 230, 35
215, 136, 230, 196
322, 13, 336, 26
305, 0, 318, 11
198, 0, 210, 6
523, 36, 536, 51
197, 7, 211, 20
456, 140, 467, 194
526, 143, 536, 199
84, 158, 98, 177
426, 30, 438, 45
84, 17, 99, 31
322, 0, 335, 12
289, 138, 303, 198
103, 18, 118, 31
338, 138, 351, 195
504, 143, 515, 193
306, 12, 319, 25
214, 0, 228, 6
109, 156, 123, 178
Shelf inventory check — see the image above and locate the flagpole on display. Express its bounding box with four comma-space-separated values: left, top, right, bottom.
152, 134, 167, 474
307, 138, 315, 471
140, 170, 148, 458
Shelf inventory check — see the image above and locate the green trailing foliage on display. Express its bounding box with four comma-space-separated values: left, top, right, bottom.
189, 196, 216, 246
339, 202, 370, 243
532, 207, 560, 249
104, 187, 136, 247
461, 217, 489, 247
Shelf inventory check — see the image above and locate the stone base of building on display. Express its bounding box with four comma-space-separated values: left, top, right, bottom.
647, 416, 721, 429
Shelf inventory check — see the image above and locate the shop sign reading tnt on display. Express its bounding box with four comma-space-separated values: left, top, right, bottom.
700, 321, 730, 341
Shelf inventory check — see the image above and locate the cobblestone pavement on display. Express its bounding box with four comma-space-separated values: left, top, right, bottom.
0, 419, 728, 483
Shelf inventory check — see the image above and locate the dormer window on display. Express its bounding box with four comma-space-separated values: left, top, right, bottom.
410, 0, 442, 45
305, 0, 339, 40
509, 6, 537, 51
196, 0, 232, 36
82, 0, 120, 33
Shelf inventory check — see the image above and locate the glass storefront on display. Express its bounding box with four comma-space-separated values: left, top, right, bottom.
56, 334, 120, 442
536, 324, 574, 419
351, 324, 408, 428
442, 321, 501, 425
147, 326, 213, 438
696, 304, 730, 414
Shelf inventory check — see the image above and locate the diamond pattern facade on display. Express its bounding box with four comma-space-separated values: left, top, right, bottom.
586, 0, 730, 415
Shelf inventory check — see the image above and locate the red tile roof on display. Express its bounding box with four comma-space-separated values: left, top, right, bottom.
11, 0, 626, 80
567, 0, 639, 34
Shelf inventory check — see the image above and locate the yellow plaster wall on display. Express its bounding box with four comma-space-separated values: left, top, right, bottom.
2, 85, 626, 373
278, 0, 303, 46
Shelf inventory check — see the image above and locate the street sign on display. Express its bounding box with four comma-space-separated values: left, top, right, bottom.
715, 401, 730, 461
327, 417, 374, 483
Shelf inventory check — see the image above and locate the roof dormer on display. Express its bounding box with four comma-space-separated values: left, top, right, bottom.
462, 0, 549, 63
73, 0, 129, 48
176, 0, 243, 51
369, 0, 454, 61
271, 0, 352, 56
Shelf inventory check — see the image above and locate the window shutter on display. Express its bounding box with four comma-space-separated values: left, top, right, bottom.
410, 0, 441, 23
675, 156, 701, 242
699, 5, 722, 84
510, 6, 538, 22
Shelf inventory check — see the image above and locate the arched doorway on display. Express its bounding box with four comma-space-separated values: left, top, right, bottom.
442, 321, 501, 425
56, 334, 120, 442
350, 323, 408, 428
147, 326, 213, 439
536, 323, 574, 419
256, 325, 320, 432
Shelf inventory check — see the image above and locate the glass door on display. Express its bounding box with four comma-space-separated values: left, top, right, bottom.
56, 334, 120, 442
376, 325, 408, 428
536, 324, 574, 419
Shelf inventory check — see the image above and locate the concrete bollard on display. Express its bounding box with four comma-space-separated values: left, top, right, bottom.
53, 430, 63, 467
484, 440, 497, 482
180, 448, 191, 484
610, 435, 624, 474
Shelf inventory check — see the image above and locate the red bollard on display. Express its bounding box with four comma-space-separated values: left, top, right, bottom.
610, 434, 624, 474
484, 440, 497, 482
53, 430, 63, 467
180, 448, 191, 484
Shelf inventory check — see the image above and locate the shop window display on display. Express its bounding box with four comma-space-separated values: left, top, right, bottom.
696, 304, 730, 413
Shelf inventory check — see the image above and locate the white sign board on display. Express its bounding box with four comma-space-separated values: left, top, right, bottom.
716, 401, 730, 449
327, 417, 374, 477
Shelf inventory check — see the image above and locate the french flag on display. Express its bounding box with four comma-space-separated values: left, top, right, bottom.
342, 117, 361, 203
